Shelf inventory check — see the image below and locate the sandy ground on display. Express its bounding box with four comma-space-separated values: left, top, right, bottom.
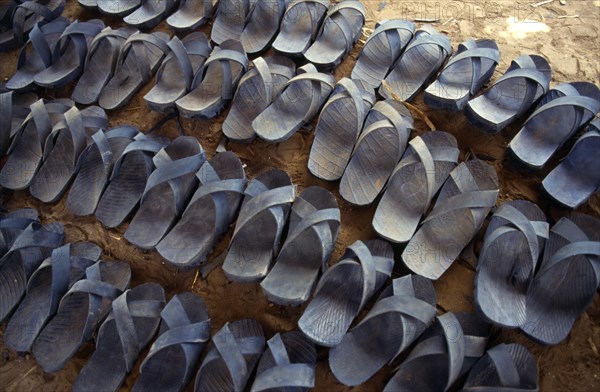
1, 0, 599, 391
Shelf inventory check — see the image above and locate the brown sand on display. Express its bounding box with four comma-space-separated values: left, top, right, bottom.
1, 0, 599, 391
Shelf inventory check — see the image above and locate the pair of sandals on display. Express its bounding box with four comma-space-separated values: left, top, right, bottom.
308, 79, 414, 206
80, 0, 177, 29
0, 97, 109, 204
221, 169, 341, 306
475, 201, 600, 345
0, 0, 64, 51
352, 22, 453, 101
272, 0, 366, 69
222, 56, 335, 142
6, 17, 106, 91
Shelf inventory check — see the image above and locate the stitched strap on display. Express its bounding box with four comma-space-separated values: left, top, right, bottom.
232, 185, 295, 239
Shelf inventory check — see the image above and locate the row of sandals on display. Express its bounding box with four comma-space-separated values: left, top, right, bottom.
3, 14, 599, 208
0, 208, 543, 391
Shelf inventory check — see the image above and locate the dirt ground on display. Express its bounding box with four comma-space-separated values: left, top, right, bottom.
1, 0, 599, 391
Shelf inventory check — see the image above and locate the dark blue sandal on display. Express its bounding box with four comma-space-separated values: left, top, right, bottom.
4, 242, 101, 352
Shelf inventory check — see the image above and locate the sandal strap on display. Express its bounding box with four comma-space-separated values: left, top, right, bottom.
280, 207, 340, 259
53, 20, 102, 63
405, 31, 452, 58
232, 184, 295, 239
212, 323, 262, 391
524, 95, 600, 140
285, 70, 335, 123
320, 1, 365, 53
107, 290, 164, 371
365, 20, 415, 63
334, 78, 368, 134
354, 119, 407, 163
486, 345, 522, 388
197, 48, 249, 101
482, 203, 548, 270
23, 22, 53, 67
43, 106, 88, 165
142, 151, 205, 213
6, 222, 63, 255
12, 1, 61, 44
424, 190, 499, 224
118, 33, 170, 83
161, 36, 210, 91
252, 363, 315, 391
85, 27, 132, 69
110, 134, 165, 180
252, 57, 275, 104
443, 44, 500, 94
370, 100, 409, 132
284, 0, 330, 38
76, 126, 138, 173
0, 92, 12, 143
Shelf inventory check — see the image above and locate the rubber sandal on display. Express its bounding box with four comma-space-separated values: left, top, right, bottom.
3, 242, 101, 352
124, 136, 206, 249
542, 124, 600, 209
98, 31, 170, 111
95, 134, 169, 228
0, 91, 38, 156
33, 19, 105, 88
132, 292, 211, 392
123, 0, 177, 29
0, 98, 74, 190
29, 105, 108, 203
157, 151, 246, 269
250, 331, 317, 392
308, 77, 375, 181
272, 0, 330, 58
32, 260, 131, 373
66, 125, 141, 217
97, 0, 141, 16
222, 55, 296, 143
222, 169, 295, 283
508, 82, 600, 168
304, 0, 365, 69
167, 0, 218, 31
329, 275, 437, 386
73, 283, 165, 392
338, 99, 413, 206
0, 0, 64, 51
521, 213, 600, 345
176, 39, 249, 119
474, 200, 549, 328
351, 19, 415, 91
465, 54, 552, 133
463, 343, 539, 392
402, 159, 499, 280
260, 186, 340, 306
210, 0, 254, 44
240, 0, 287, 54
0, 208, 39, 256
253, 63, 335, 142
298, 239, 395, 347
144, 32, 211, 113
194, 319, 266, 392
0, 221, 64, 323
424, 38, 500, 111
380, 24, 452, 102
72, 26, 138, 105
5, 17, 69, 91
373, 131, 460, 243
383, 312, 489, 392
